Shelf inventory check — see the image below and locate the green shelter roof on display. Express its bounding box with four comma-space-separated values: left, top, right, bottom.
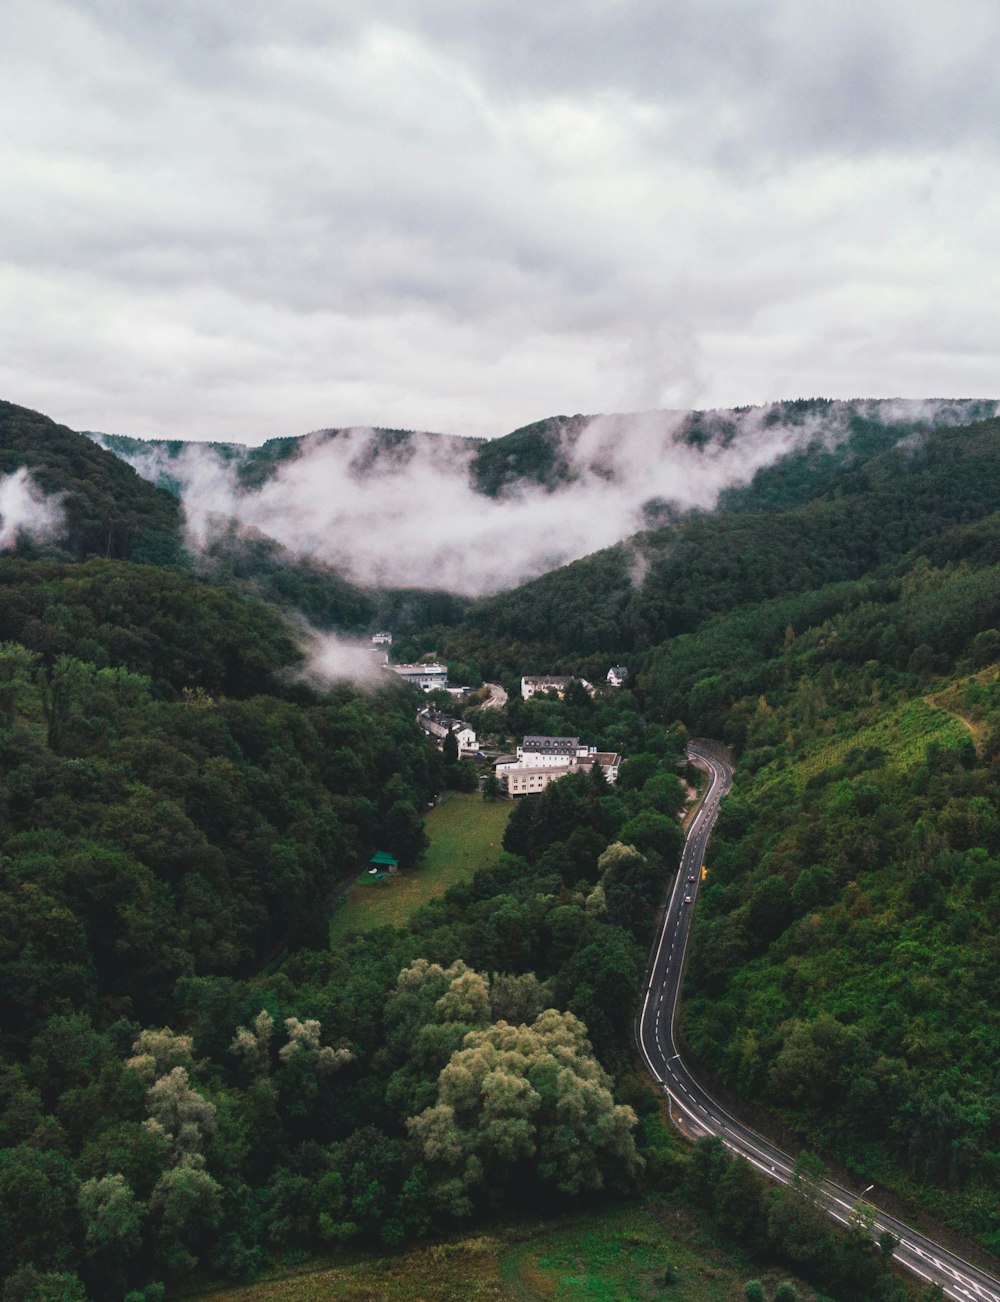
369, 850, 398, 865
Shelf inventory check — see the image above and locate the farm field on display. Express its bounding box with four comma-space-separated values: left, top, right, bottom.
330, 791, 512, 937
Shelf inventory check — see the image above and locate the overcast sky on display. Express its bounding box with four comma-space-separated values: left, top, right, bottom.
3, 1, 998, 442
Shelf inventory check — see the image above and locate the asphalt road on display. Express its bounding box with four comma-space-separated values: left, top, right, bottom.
481, 682, 508, 709
636, 742, 1000, 1302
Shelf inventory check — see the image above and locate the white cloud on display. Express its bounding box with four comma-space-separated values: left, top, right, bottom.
300, 628, 391, 689
99, 398, 994, 596
0, 468, 65, 550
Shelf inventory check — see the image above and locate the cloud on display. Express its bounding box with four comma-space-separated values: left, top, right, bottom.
3, 2, 1000, 439
99, 398, 995, 597
299, 627, 392, 689
0, 468, 65, 550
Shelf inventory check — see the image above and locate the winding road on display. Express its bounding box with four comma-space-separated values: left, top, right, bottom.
636, 742, 1000, 1302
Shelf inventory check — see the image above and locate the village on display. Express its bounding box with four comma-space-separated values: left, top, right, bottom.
370, 630, 629, 799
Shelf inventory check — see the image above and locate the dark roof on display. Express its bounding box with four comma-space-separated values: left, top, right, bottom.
522, 735, 579, 751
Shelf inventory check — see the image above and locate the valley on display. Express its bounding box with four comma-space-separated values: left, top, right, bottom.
1, 396, 1000, 1300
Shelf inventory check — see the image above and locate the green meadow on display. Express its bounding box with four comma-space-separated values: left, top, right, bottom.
330, 791, 513, 937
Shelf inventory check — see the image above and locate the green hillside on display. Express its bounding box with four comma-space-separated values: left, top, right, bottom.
424, 414, 1000, 675
0, 401, 182, 563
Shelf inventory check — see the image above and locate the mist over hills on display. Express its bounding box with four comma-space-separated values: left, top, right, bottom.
88, 397, 997, 598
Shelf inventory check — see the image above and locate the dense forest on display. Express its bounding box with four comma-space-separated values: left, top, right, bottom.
0, 411, 696, 1299
3, 396, 1000, 1299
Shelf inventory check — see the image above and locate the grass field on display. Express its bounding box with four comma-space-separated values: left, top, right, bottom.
192, 1200, 822, 1302
329, 791, 512, 938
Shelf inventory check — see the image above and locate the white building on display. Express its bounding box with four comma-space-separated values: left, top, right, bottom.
521, 675, 571, 700
607, 666, 628, 687
517, 735, 589, 765
417, 707, 478, 755
496, 735, 621, 795
372, 631, 393, 646
392, 663, 449, 690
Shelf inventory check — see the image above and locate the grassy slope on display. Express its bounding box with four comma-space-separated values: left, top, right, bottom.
190, 1201, 824, 1302
330, 792, 513, 937
793, 698, 972, 782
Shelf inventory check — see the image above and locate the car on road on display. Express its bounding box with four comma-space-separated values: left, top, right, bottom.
687, 874, 696, 883
683, 895, 693, 904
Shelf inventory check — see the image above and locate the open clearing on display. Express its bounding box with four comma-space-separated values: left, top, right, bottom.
330, 791, 512, 938
191, 1200, 821, 1301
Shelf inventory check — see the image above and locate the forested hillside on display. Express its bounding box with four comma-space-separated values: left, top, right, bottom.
621, 496, 1000, 1253
0, 584, 697, 1296
0, 403, 182, 564
419, 414, 1000, 676
0, 411, 701, 1300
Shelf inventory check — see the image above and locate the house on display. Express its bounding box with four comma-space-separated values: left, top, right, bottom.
371, 631, 393, 646
417, 707, 478, 755
607, 666, 628, 687
392, 663, 449, 690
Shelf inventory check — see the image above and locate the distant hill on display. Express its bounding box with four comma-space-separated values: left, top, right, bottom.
91, 423, 482, 492
414, 411, 1000, 676
0, 400, 182, 563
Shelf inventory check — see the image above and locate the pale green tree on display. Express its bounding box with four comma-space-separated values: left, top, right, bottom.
229, 1009, 275, 1075
408, 1008, 640, 1203
279, 1018, 354, 1077
143, 1067, 216, 1161
126, 1028, 194, 1083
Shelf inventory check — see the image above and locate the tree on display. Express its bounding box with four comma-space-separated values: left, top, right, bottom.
878, 1229, 900, 1258
143, 1068, 216, 1162
715, 1154, 766, 1247
149, 1164, 222, 1273
482, 773, 502, 801
617, 810, 682, 861
77, 1174, 145, 1293
744, 1282, 766, 1302
407, 1009, 640, 1204
0, 1266, 87, 1301
78, 1174, 144, 1257
442, 729, 459, 766
687, 1135, 730, 1208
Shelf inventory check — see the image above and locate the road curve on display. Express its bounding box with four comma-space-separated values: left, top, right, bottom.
636, 742, 1000, 1302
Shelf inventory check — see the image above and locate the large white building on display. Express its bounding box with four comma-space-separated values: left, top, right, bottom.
496, 734, 621, 795
391, 663, 449, 690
